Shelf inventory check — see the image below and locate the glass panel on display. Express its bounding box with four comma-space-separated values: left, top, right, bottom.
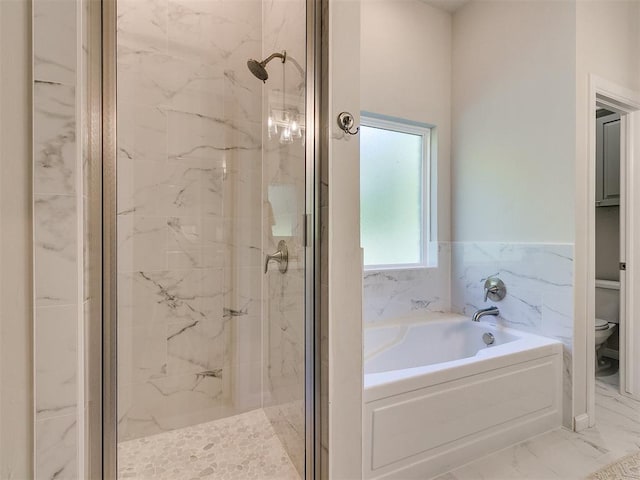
115, 0, 307, 477
360, 124, 423, 266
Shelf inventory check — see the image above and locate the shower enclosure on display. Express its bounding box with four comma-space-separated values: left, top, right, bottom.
100, 0, 319, 477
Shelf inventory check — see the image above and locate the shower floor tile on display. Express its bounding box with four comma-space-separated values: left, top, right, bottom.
118, 408, 301, 480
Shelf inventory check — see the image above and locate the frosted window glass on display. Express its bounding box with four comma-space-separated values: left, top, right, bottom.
360, 124, 424, 266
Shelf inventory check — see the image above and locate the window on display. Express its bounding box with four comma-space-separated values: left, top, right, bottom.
360, 114, 434, 269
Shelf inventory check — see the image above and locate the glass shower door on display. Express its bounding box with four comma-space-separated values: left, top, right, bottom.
110, 0, 310, 477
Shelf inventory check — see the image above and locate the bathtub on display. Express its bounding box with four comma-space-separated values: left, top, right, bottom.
363, 314, 563, 479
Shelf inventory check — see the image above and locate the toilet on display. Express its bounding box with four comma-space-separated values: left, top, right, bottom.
595, 318, 617, 374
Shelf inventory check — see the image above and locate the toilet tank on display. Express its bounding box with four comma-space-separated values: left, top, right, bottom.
595, 280, 620, 324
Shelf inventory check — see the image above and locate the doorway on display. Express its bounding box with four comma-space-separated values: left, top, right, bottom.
585, 77, 640, 428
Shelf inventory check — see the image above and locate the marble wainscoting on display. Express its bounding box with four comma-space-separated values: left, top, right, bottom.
363, 243, 451, 325
451, 242, 574, 427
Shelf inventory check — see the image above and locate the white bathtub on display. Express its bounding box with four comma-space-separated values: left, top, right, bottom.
363, 314, 563, 479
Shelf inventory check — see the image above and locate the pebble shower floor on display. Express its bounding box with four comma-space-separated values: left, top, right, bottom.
117, 408, 300, 479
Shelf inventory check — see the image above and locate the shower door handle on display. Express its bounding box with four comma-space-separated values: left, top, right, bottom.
264, 240, 288, 274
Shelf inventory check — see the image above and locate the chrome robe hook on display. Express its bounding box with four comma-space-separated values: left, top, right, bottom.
337, 112, 359, 135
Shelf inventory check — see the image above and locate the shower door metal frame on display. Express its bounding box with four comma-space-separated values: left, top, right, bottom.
305, 0, 323, 478
102, 0, 118, 476
99, 0, 323, 477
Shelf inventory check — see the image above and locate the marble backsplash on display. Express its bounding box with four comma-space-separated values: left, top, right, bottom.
363, 243, 451, 324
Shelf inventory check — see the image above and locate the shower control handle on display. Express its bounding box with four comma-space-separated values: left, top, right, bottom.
264, 240, 289, 274
484, 277, 506, 302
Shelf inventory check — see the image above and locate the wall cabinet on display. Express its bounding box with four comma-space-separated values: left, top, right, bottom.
596, 111, 621, 207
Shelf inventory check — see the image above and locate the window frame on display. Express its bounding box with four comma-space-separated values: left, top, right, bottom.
360, 113, 435, 271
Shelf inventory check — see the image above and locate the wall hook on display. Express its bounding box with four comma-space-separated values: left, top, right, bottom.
337, 112, 360, 136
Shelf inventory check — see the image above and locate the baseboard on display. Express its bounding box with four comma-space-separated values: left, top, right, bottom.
574, 413, 590, 432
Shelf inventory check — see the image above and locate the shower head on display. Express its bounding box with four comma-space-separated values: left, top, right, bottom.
247, 51, 287, 83
247, 59, 269, 82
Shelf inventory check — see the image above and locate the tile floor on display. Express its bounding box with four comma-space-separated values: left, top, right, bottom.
118, 408, 301, 480
436, 372, 640, 480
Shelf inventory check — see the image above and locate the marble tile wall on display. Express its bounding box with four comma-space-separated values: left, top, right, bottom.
451, 242, 574, 427
363, 243, 451, 324
261, 0, 307, 475
115, 0, 266, 441
33, 0, 83, 477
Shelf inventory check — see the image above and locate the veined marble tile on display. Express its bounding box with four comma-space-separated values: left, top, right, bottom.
166, 215, 204, 269
35, 414, 77, 480
130, 268, 225, 325
35, 305, 77, 420
121, 372, 226, 440
33, 0, 77, 85
229, 266, 262, 318
117, 48, 227, 112
167, 109, 260, 162
130, 320, 168, 383
117, 103, 167, 163
34, 195, 78, 306
34, 82, 76, 195
166, 0, 230, 63
451, 242, 573, 337
167, 316, 229, 376
363, 243, 451, 324
117, 50, 178, 108
117, 0, 168, 54
117, 215, 168, 273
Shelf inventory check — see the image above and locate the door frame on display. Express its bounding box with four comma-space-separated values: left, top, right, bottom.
579, 74, 640, 429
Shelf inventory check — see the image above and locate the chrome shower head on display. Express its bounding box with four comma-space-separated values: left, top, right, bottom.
246, 51, 287, 83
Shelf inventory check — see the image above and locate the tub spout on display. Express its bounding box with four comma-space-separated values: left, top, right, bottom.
472, 306, 500, 322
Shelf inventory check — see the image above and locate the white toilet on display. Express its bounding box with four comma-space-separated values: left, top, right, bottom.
595, 318, 617, 374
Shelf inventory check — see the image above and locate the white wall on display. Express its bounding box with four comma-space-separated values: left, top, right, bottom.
452, 0, 576, 243
0, 0, 33, 477
360, 0, 452, 324
326, 0, 363, 477
361, 0, 451, 245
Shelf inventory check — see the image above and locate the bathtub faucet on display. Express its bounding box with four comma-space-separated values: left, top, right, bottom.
472, 306, 500, 322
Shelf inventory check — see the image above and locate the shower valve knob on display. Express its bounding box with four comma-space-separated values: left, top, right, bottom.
264, 240, 289, 274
